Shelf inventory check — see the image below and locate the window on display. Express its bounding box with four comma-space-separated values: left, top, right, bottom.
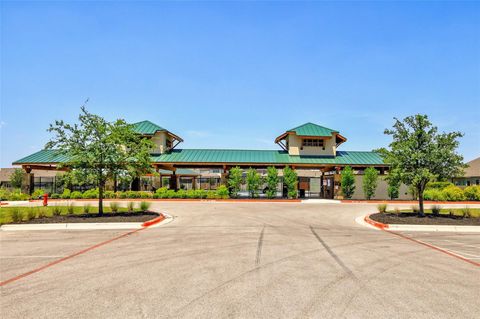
302, 139, 324, 147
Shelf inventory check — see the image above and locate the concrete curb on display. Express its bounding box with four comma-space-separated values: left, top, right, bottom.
362, 214, 480, 232
0, 213, 173, 231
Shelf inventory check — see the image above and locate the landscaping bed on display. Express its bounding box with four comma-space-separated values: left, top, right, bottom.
10, 212, 160, 224
370, 212, 480, 226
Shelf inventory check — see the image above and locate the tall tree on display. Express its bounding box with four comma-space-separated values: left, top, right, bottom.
228, 166, 243, 198
265, 166, 279, 199
10, 168, 25, 189
378, 114, 464, 216
283, 166, 298, 199
340, 166, 355, 199
246, 168, 261, 198
363, 167, 378, 200
46, 106, 153, 215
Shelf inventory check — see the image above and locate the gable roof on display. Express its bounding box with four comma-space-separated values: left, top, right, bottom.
132, 120, 166, 135
287, 122, 338, 137
464, 157, 480, 177
13, 149, 385, 166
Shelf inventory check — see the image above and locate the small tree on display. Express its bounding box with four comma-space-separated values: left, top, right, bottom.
363, 167, 378, 200
265, 166, 279, 199
378, 114, 464, 216
341, 166, 355, 199
246, 168, 261, 198
46, 106, 154, 215
228, 166, 243, 198
10, 168, 25, 189
386, 169, 401, 200
283, 166, 298, 199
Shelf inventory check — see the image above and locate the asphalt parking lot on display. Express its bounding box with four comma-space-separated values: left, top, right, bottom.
1, 202, 479, 319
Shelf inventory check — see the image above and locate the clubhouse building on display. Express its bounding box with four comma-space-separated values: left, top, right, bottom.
13, 121, 405, 199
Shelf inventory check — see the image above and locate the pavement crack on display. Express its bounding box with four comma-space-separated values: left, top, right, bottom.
309, 225, 357, 279
255, 225, 266, 266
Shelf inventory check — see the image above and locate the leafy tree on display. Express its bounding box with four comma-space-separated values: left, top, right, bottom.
386, 169, 401, 200
246, 168, 261, 198
283, 166, 298, 199
228, 166, 243, 198
363, 167, 378, 200
340, 166, 355, 199
265, 166, 279, 199
10, 168, 25, 189
378, 114, 464, 216
46, 106, 154, 215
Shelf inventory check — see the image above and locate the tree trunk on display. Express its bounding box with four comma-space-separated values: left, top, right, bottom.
98, 180, 104, 216
418, 186, 425, 217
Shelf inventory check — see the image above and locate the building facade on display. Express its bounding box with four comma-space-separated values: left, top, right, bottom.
13, 121, 410, 199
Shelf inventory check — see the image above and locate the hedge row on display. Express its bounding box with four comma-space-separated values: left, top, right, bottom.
47, 185, 230, 200
424, 185, 480, 201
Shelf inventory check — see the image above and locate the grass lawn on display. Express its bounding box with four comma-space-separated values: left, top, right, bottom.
0, 205, 146, 225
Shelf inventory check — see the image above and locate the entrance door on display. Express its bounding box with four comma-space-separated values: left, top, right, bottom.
322, 176, 334, 199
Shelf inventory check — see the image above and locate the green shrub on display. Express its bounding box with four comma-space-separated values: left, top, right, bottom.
464, 185, 480, 201
228, 166, 243, 198
51, 206, 62, 216
155, 187, 169, 198
127, 202, 135, 213
104, 190, 115, 199
38, 208, 47, 219
461, 207, 471, 218
246, 168, 261, 198
431, 205, 441, 216
11, 208, 22, 223
424, 189, 446, 201
265, 166, 279, 199
82, 188, 99, 199
216, 185, 229, 199
206, 190, 217, 199
67, 202, 75, 214
61, 188, 71, 199
50, 193, 60, 199
125, 191, 140, 199
283, 166, 298, 199
70, 191, 83, 199
426, 181, 454, 190
139, 191, 153, 199
341, 166, 356, 199
109, 202, 120, 213
140, 201, 151, 211
176, 189, 187, 199
195, 189, 207, 199
0, 188, 29, 201
442, 185, 465, 201
186, 189, 196, 198
27, 207, 36, 220
116, 191, 127, 199
83, 204, 91, 214
363, 167, 378, 200
377, 203, 387, 213
31, 188, 46, 199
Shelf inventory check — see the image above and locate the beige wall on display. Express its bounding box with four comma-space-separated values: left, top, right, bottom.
350, 175, 411, 200
287, 134, 336, 156
151, 131, 171, 153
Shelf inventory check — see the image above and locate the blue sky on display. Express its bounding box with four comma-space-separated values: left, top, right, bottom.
1, 1, 479, 167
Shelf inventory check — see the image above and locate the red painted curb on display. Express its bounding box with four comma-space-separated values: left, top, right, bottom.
28, 198, 302, 203
142, 214, 166, 227
364, 214, 389, 230
343, 200, 480, 204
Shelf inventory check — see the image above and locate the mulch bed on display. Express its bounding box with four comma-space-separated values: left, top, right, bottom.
14, 212, 159, 224
370, 212, 480, 226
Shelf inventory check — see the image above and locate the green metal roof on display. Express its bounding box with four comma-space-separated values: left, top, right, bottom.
12, 149, 70, 165
151, 149, 384, 165
13, 148, 385, 166
287, 122, 338, 137
132, 120, 166, 135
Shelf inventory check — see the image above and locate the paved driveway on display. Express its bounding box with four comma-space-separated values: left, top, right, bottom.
1, 202, 479, 318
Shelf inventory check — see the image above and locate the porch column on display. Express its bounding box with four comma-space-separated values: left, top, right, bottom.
170, 169, 178, 191
22, 166, 34, 195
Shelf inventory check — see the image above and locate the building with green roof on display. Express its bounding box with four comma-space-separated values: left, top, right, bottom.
13, 121, 390, 199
